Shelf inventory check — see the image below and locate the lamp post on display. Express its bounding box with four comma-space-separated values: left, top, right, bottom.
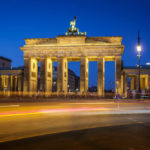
137, 32, 142, 96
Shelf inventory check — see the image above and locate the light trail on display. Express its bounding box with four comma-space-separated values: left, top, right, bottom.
1, 107, 150, 118
65, 103, 114, 105
0, 107, 108, 117
0, 105, 20, 108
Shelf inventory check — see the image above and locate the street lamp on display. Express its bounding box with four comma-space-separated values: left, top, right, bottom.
137, 31, 142, 96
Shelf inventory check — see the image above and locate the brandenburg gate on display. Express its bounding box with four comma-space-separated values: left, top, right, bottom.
20, 17, 124, 96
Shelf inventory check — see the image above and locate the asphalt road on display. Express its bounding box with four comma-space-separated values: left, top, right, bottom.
0, 100, 150, 150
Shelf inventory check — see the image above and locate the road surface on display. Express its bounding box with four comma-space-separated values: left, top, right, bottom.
0, 100, 150, 149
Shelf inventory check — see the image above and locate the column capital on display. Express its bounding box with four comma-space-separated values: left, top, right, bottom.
40, 57, 45, 60
40, 57, 53, 60
24, 57, 30, 60
57, 57, 68, 61
98, 57, 105, 61
80, 56, 89, 59
115, 56, 122, 60
98, 56, 104, 58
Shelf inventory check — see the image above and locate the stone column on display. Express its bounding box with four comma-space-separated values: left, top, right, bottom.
145, 75, 149, 90
6, 76, 9, 91
1, 76, 4, 91
45, 58, 53, 92
9, 75, 13, 91
80, 57, 89, 94
115, 57, 122, 95
28, 58, 38, 92
8, 76, 11, 91
40, 58, 45, 91
23, 57, 38, 92
148, 75, 150, 90
1, 76, 5, 95
123, 73, 128, 98
121, 74, 124, 96
57, 57, 68, 93
0, 75, 2, 91
141, 77, 145, 90
14, 76, 18, 91
130, 77, 135, 90
136, 75, 139, 91
2, 76, 7, 90
2, 76, 5, 91
23, 58, 29, 92
18, 76, 22, 91
11, 76, 14, 91
40, 58, 53, 92
97, 57, 105, 97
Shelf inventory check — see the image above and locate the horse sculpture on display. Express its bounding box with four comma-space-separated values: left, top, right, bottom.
65, 16, 86, 36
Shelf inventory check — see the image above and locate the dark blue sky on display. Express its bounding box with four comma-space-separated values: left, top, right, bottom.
0, 0, 150, 88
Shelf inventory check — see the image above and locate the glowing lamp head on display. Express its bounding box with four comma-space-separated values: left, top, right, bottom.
137, 45, 142, 52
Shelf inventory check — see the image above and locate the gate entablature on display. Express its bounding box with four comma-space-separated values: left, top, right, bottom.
21, 35, 124, 58
22, 36, 123, 46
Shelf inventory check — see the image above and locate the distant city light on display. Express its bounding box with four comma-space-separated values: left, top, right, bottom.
146, 63, 150, 65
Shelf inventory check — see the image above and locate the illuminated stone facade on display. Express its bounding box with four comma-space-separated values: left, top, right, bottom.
1, 34, 149, 98
20, 35, 124, 96
0, 68, 23, 92
0, 66, 78, 93
123, 66, 150, 97
1, 35, 150, 98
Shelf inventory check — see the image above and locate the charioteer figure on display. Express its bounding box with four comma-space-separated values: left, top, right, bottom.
65, 16, 86, 36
